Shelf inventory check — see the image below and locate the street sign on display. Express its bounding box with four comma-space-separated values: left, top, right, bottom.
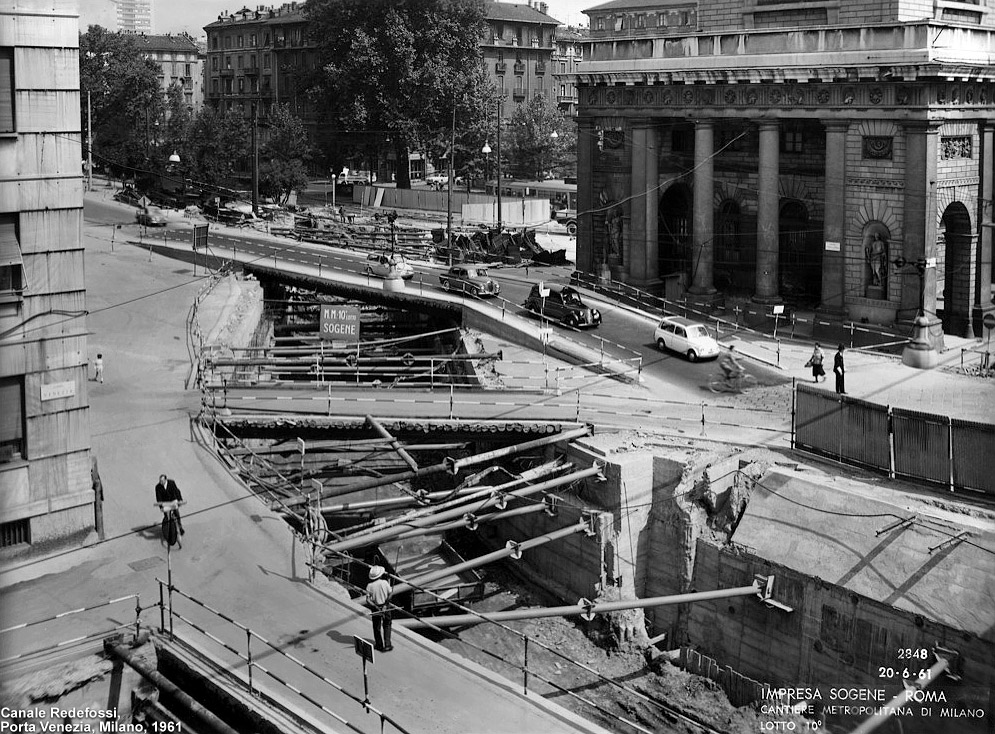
984, 313, 995, 331
354, 635, 375, 663
192, 224, 209, 251
319, 305, 361, 342
538, 281, 550, 298
772, 305, 785, 315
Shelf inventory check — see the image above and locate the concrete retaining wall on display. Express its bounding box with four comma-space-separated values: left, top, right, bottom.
686, 543, 994, 728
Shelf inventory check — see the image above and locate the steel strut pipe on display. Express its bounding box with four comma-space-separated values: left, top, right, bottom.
396, 583, 766, 629
391, 519, 590, 596
281, 426, 590, 509
320, 463, 602, 555
850, 654, 954, 734
366, 414, 418, 471
333, 459, 568, 541
105, 639, 241, 734
292, 465, 563, 515
395, 503, 548, 541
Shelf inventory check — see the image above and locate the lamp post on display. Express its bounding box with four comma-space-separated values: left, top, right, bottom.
892, 256, 939, 369
495, 99, 502, 233
481, 141, 492, 224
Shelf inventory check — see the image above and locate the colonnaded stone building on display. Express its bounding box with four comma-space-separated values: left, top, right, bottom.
575, 0, 995, 340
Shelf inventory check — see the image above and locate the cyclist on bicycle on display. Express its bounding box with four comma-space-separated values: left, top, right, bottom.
719, 345, 745, 386
155, 474, 185, 535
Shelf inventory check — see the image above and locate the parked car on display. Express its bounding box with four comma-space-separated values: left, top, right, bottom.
654, 316, 720, 362
523, 284, 601, 328
366, 252, 414, 280
136, 206, 167, 227
438, 265, 500, 298
425, 173, 463, 187
554, 208, 577, 236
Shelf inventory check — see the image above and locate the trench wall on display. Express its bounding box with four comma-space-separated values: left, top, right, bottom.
686, 542, 994, 728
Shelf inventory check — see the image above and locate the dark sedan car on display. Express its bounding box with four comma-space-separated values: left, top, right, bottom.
523, 284, 601, 328
136, 206, 168, 227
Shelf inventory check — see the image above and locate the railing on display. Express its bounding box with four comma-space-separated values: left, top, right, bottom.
157, 579, 413, 734
0, 594, 148, 664
571, 270, 913, 355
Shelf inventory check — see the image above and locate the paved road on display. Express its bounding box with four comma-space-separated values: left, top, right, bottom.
86, 194, 789, 407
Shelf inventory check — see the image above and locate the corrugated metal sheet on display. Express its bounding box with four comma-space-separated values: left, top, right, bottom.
794, 384, 842, 457
839, 396, 890, 471
951, 418, 995, 496
893, 407, 950, 488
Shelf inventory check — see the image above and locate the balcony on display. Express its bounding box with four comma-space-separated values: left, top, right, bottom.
513, 89, 526, 101
220, 68, 234, 76
495, 62, 506, 74
244, 66, 259, 76
513, 62, 525, 74
536, 62, 546, 74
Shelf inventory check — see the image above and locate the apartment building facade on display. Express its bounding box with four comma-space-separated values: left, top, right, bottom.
575, 0, 995, 340
0, 1, 94, 554
133, 33, 204, 110
552, 26, 586, 115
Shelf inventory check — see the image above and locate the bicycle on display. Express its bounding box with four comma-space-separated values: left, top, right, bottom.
709, 371, 757, 394
155, 500, 186, 548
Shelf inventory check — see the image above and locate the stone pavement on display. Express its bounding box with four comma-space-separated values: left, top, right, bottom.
0, 202, 609, 734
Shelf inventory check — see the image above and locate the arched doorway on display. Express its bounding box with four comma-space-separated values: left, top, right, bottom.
939, 202, 973, 336
715, 199, 744, 291
779, 200, 820, 303
658, 183, 692, 281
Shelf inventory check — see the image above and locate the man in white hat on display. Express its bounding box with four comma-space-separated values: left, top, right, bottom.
365, 565, 393, 651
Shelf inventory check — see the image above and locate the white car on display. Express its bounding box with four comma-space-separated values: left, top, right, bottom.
654, 316, 720, 362
366, 253, 414, 280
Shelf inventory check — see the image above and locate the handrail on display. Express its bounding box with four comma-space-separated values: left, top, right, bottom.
157, 578, 413, 734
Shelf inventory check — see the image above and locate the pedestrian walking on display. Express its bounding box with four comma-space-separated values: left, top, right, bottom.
93, 353, 104, 383
805, 343, 826, 383
833, 344, 846, 395
338, 206, 346, 223
365, 565, 393, 651
155, 474, 185, 535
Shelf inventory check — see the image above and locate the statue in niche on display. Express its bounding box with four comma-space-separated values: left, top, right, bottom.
606, 206, 624, 259
865, 232, 888, 293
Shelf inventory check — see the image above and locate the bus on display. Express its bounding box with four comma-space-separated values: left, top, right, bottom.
486, 179, 578, 235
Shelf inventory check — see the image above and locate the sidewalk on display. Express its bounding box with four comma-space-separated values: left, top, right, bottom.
0, 204, 608, 734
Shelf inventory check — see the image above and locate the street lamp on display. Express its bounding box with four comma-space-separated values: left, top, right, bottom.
481, 141, 491, 222
891, 256, 939, 368
168, 151, 180, 164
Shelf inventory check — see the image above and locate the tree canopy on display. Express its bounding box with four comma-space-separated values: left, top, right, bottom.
259, 104, 312, 205
79, 26, 164, 174
505, 93, 572, 181
303, 0, 495, 188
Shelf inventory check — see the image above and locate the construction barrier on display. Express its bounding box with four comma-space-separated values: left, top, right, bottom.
794, 386, 995, 495
951, 418, 995, 497
892, 407, 951, 488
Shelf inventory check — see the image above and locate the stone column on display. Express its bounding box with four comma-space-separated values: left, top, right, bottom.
754, 120, 781, 302
689, 119, 716, 297
628, 123, 648, 283
576, 118, 595, 274
974, 122, 995, 337
820, 122, 849, 314
901, 122, 943, 349
644, 124, 659, 286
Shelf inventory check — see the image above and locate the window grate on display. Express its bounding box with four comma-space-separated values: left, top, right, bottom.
1, 518, 30, 548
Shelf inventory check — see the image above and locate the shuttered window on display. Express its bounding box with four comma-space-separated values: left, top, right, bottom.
0, 376, 25, 462
0, 47, 13, 133
0, 215, 23, 295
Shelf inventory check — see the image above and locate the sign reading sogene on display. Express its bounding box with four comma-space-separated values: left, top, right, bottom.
319, 305, 360, 342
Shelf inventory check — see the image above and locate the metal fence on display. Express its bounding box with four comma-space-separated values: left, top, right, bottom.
793, 385, 994, 496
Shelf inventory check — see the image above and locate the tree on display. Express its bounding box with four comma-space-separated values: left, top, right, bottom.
259, 104, 312, 205
183, 107, 251, 193
505, 93, 571, 181
79, 26, 164, 175
303, 0, 495, 188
